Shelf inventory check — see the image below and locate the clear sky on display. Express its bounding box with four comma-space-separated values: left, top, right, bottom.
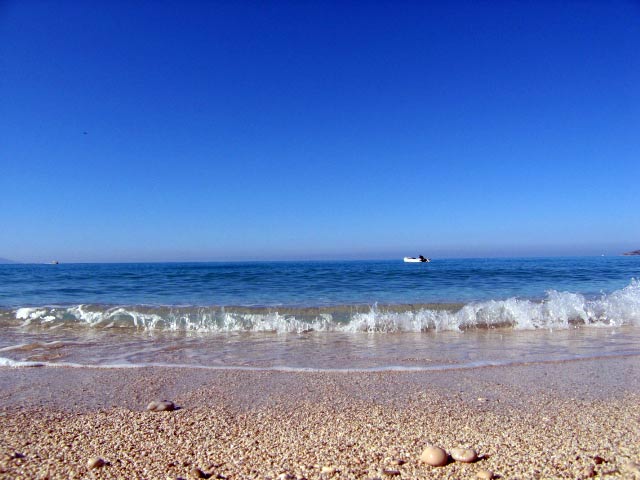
1, 1, 639, 262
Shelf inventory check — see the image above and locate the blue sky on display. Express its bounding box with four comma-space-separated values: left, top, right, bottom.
1, 1, 639, 262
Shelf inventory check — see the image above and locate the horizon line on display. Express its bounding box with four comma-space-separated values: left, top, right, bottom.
1, 253, 634, 265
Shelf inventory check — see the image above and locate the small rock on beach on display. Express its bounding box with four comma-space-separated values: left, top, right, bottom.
450, 447, 478, 463
476, 469, 494, 480
420, 446, 448, 466
87, 457, 105, 469
623, 462, 640, 475
147, 400, 177, 411
190, 467, 208, 478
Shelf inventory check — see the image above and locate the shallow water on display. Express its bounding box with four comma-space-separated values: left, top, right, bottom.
0, 257, 639, 369
1, 324, 639, 371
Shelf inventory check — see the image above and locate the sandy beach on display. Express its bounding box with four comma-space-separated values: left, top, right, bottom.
1, 356, 639, 479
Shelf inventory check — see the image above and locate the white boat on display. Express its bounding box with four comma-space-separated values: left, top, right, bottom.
404, 256, 430, 263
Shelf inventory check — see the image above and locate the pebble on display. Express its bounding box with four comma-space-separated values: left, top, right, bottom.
450, 447, 478, 463
147, 400, 177, 412
87, 457, 105, 469
321, 466, 337, 475
190, 467, 207, 478
382, 469, 400, 476
476, 469, 494, 480
593, 455, 606, 465
278, 474, 294, 480
623, 462, 640, 475
420, 446, 448, 466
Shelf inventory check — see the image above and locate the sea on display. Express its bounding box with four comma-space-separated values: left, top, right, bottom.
0, 257, 639, 371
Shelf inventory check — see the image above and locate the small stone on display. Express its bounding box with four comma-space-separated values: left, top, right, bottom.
476, 469, 494, 480
321, 466, 337, 474
147, 400, 177, 412
450, 447, 478, 463
420, 446, 448, 467
593, 455, 606, 465
190, 467, 208, 478
382, 469, 400, 476
87, 457, 105, 469
278, 474, 294, 480
477, 397, 488, 402
390, 459, 406, 466
623, 462, 640, 475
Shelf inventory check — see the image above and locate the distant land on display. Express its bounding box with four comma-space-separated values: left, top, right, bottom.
0, 257, 17, 264
623, 250, 640, 256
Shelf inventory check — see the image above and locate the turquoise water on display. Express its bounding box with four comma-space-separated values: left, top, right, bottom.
0, 257, 639, 369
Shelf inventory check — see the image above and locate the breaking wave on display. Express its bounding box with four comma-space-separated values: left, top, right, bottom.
3, 279, 640, 334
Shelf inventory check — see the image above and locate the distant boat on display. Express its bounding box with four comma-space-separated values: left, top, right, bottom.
404, 256, 430, 263
50, 261, 59, 265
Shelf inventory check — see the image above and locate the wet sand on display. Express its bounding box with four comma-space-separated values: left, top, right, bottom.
1, 357, 639, 479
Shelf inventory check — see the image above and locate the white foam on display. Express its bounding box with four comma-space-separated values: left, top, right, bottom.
7, 279, 640, 333
15, 307, 49, 325
341, 279, 640, 332
0, 356, 46, 367
1, 353, 639, 373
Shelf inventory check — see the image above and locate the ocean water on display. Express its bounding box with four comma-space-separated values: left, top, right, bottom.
0, 257, 639, 370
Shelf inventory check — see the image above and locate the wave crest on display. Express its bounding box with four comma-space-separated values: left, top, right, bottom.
5, 279, 640, 333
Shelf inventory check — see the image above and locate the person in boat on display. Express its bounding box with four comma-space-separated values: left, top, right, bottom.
419, 255, 427, 262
